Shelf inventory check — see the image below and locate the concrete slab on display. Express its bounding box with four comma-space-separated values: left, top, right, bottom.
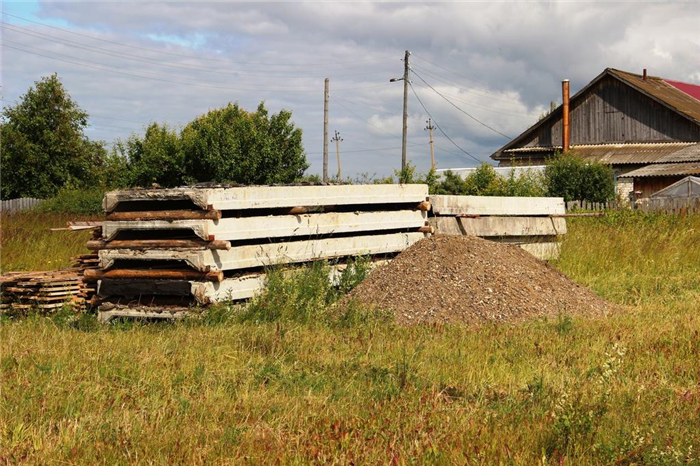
99, 232, 424, 272
429, 195, 565, 216
102, 210, 426, 241
104, 184, 429, 213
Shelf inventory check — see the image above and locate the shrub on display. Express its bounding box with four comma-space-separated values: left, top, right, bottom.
545, 152, 615, 202
37, 187, 106, 215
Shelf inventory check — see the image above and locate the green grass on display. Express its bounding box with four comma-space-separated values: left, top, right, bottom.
1, 211, 101, 273
2, 211, 699, 464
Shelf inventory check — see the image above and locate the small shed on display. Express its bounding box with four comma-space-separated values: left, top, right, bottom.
650, 176, 700, 198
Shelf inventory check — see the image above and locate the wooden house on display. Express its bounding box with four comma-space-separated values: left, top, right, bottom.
491, 68, 700, 198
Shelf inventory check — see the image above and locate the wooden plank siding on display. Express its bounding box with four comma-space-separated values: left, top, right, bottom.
523, 75, 700, 148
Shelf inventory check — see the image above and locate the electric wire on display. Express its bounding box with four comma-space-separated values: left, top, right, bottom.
2, 41, 391, 93
2, 12, 395, 68
408, 82, 482, 164
410, 69, 512, 139
2, 22, 394, 79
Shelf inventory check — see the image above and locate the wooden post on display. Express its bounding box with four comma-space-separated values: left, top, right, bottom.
425, 118, 435, 170
401, 50, 410, 171
562, 79, 570, 153
331, 130, 343, 181
323, 78, 329, 184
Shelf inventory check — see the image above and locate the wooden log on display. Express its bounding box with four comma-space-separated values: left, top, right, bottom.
84, 268, 223, 282
87, 239, 232, 251
416, 201, 431, 211
106, 209, 222, 221
417, 225, 435, 234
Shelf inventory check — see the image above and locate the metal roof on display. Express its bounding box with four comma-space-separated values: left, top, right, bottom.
609, 69, 700, 124
618, 162, 700, 178
502, 142, 700, 165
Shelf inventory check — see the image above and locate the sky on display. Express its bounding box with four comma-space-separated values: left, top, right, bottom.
2, 1, 699, 178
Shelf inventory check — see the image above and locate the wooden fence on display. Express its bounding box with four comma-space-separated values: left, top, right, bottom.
0, 198, 44, 214
566, 198, 700, 214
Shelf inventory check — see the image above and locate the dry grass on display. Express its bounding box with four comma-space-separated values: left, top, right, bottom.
1, 211, 699, 464
0, 212, 100, 273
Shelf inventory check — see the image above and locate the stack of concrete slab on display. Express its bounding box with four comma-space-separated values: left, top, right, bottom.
428, 195, 566, 260
87, 184, 430, 321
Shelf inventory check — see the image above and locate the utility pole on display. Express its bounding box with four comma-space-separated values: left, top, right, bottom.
390, 50, 410, 172
331, 130, 343, 181
425, 118, 435, 170
401, 50, 410, 171
323, 78, 329, 184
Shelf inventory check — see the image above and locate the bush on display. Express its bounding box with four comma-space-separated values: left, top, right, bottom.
430, 163, 546, 197
37, 187, 106, 215
545, 152, 615, 202
238, 258, 373, 324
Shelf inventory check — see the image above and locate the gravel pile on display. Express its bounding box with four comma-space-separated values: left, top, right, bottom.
346, 235, 615, 325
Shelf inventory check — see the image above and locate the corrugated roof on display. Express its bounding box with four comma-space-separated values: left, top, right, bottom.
502, 142, 700, 165
618, 162, 700, 178
609, 69, 700, 124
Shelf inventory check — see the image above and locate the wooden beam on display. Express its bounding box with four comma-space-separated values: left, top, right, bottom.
87, 239, 231, 251
84, 268, 223, 282
106, 210, 222, 221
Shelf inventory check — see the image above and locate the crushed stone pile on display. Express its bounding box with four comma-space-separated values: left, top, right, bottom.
346, 235, 615, 325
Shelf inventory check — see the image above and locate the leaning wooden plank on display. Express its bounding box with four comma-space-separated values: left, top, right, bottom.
429, 195, 565, 216
517, 242, 561, 261
102, 210, 426, 241
103, 184, 429, 213
99, 232, 424, 272
430, 217, 564, 238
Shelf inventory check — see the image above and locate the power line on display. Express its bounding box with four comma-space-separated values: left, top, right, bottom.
2, 12, 395, 68
2, 22, 394, 79
410, 69, 512, 139
412, 54, 518, 99
408, 82, 482, 164
307, 142, 427, 156
2, 41, 391, 94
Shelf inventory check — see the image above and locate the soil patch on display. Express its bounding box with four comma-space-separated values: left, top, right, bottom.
346, 235, 616, 325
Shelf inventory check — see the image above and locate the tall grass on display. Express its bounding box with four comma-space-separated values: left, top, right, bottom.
1, 211, 699, 464
0, 211, 100, 273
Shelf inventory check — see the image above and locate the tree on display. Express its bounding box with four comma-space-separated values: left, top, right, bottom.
545, 152, 615, 202
118, 123, 184, 188
1, 74, 106, 199
180, 102, 308, 185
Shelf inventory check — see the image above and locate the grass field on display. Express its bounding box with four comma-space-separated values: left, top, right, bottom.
2, 211, 699, 464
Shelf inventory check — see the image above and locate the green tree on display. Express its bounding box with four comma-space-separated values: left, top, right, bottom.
545, 152, 615, 202
180, 102, 308, 185
118, 123, 184, 187
1, 74, 106, 199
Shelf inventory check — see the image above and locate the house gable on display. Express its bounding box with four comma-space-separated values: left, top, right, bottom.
492, 69, 700, 162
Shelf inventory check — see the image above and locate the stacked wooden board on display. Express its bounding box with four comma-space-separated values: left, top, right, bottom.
0, 270, 88, 314
428, 195, 567, 260
90, 184, 431, 322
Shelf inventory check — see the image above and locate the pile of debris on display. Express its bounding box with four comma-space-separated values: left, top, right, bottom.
346, 235, 615, 325
89, 184, 432, 322
0, 270, 88, 314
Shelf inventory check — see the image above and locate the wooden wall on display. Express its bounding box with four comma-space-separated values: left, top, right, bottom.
634, 176, 684, 198
522, 75, 700, 147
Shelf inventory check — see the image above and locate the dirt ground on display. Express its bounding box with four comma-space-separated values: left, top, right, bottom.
347, 235, 616, 325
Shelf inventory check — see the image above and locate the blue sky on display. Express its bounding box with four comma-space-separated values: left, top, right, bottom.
3, 1, 699, 177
